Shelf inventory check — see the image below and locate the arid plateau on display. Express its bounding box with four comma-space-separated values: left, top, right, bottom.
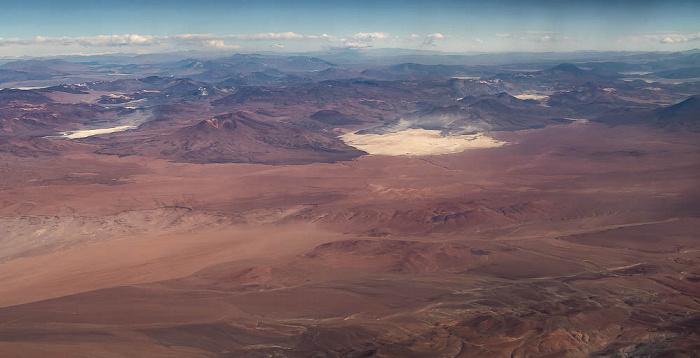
0, 50, 698, 357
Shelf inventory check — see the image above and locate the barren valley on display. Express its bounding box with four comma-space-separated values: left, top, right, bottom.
0, 50, 698, 357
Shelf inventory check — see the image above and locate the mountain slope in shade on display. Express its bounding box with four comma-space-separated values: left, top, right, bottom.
0, 89, 53, 106
362, 92, 568, 135
653, 67, 700, 79
309, 110, 363, 126
595, 95, 700, 131
94, 112, 365, 164
651, 95, 700, 130
543, 63, 587, 76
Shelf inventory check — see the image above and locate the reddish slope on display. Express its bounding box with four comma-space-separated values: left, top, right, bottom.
96, 111, 365, 164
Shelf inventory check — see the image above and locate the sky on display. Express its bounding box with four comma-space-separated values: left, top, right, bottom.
0, 0, 699, 57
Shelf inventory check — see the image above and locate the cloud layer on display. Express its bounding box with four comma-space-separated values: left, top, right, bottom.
643, 32, 700, 44
0, 31, 434, 54
0, 31, 460, 51
3, 29, 696, 56
494, 31, 568, 43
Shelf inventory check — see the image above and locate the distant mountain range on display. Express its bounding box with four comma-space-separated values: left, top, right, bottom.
0, 52, 698, 162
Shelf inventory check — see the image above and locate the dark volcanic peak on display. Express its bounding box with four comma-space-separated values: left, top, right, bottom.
96, 111, 365, 165
529, 62, 616, 83
652, 95, 700, 127
669, 94, 700, 110
468, 98, 516, 114
545, 63, 586, 74
594, 95, 700, 131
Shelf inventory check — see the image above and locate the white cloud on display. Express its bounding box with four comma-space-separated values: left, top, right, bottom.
307, 33, 337, 41
10, 32, 357, 50
203, 40, 240, 50
172, 34, 211, 39
0, 37, 30, 46
32, 34, 160, 47
537, 35, 569, 43
342, 41, 371, 49
20, 32, 322, 49
230, 32, 305, 40
83, 34, 158, 46
526, 30, 559, 35
475, 38, 484, 44
493, 31, 567, 43
0, 30, 448, 54
423, 33, 446, 46
642, 32, 700, 44
353, 32, 390, 40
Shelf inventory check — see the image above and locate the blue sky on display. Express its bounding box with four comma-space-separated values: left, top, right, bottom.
1, 0, 699, 56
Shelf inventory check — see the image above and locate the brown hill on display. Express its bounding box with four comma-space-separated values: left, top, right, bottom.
95, 112, 366, 164
0, 89, 53, 106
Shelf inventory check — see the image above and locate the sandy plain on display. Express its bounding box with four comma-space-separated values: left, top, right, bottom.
0, 122, 698, 357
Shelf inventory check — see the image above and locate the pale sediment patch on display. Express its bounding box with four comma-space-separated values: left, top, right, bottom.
12, 86, 46, 90
58, 125, 136, 139
514, 94, 549, 101
341, 128, 506, 156
620, 71, 652, 76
